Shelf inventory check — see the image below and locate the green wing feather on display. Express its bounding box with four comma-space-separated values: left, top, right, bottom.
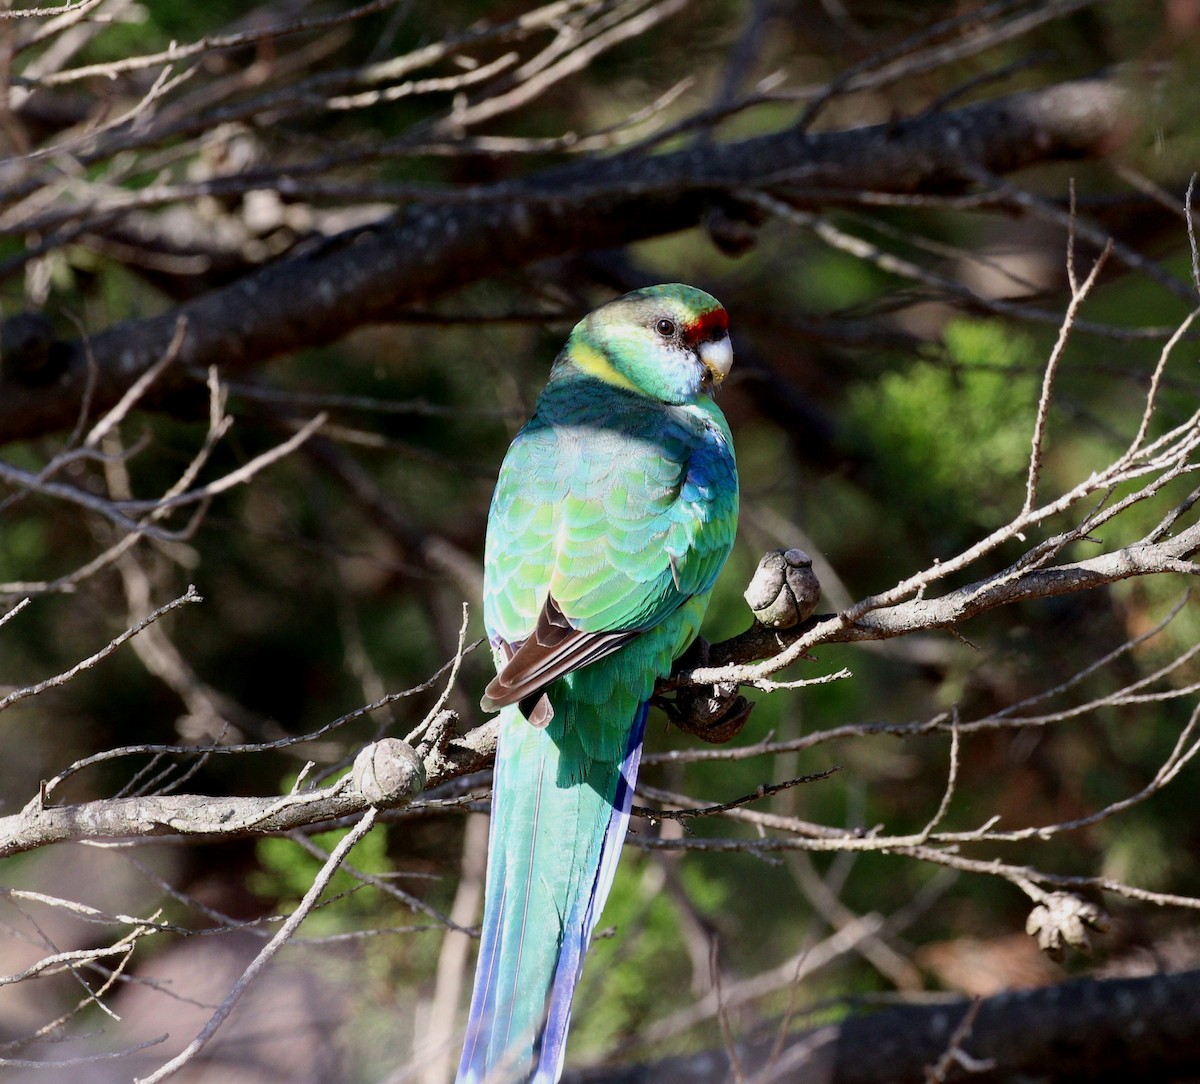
482, 380, 736, 762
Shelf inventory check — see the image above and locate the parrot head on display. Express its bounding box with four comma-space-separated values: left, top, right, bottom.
562, 283, 732, 405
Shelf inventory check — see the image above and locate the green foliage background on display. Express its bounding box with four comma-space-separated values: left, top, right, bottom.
2, 0, 1199, 1078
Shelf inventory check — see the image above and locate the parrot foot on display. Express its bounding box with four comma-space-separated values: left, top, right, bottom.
656, 638, 755, 744
673, 684, 754, 743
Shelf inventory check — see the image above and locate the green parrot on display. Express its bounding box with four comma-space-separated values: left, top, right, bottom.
456, 283, 739, 1083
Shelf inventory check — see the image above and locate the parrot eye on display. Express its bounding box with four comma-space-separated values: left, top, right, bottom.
655, 318, 676, 338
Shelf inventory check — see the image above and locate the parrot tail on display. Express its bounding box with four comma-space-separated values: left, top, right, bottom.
456, 702, 648, 1084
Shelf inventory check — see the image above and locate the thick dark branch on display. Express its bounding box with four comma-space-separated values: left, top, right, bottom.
565, 968, 1200, 1084
0, 77, 1127, 445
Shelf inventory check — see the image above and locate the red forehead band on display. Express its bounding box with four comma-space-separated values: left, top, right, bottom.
685, 308, 729, 343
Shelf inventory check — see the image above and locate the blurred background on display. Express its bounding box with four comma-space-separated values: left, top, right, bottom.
0, 1, 1198, 1080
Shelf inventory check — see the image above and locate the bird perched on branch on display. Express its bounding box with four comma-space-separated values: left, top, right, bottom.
457, 283, 739, 1083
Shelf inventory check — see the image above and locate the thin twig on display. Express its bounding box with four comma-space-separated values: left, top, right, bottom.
134, 807, 379, 1084
0, 586, 202, 715
1022, 235, 1111, 515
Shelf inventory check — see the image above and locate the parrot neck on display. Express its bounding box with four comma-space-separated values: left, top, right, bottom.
560, 338, 642, 394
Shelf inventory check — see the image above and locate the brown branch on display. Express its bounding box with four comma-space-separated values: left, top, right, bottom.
0, 735, 433, 860
0, 75, 1129, 445
6, 513, 1189, 861
564, 968, 1200, 1084
632, 769, 839, 822
686, 522, 1200, 684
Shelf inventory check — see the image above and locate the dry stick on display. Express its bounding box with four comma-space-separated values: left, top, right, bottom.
639, 915, 887, 1044
0, 585, 201, 714
440, 0, 688, 132
1019, 702, 1200, 838
987, 644, 1200, 733
3, 0, 601, 186
745, 190, 1172, 341
0, 402, 322, 559
665, 788, 1200, 908
288, 828, 469, 934
6, 56, 202, 172
0, 365, 245, 599
134, 806, 379, 1084
634, 770, 838, 823
975, 165, 1197, 305
39, 0, 586, 90
0, 530, 139, 596
0, 1036, 169, 1072
20, 0, 105, 51
0, 596, 30, 627
116, 413, 327, 514
628, 0, 1095, 157
140, 368, 231, 511
1126, 309, 1200, 460
634, 824, 1200, 910
682, 526, 1200, 690
836, 202, 1048, 298
686, 383, 1200, 690
0, 935, 143, 1058
917, 720, 960, 843
0, 458, 171, 538
119, 849, 266, 936
644, 690, 1200, 853
654, 617, 1200, 772
924, 999, 992, 1083
711, 937, 746, 1084
657, 643, 1200, 773
325, 51, 520, 111
1188, 173, 1200, 299
0, 935, 142, 985
785, 849, 925, 992
394, 75, 695, 155
406, 602, 471, 746
795, 0, 1098, 131
990, 593, 1192, 716
84, 315, 187, 448
0, 886, 188, 934
0, 324, 224, 547
1022, 228, 1112, 515
38, 644, 474, 801
29, 0, 407, 86
0, 1, 94, 19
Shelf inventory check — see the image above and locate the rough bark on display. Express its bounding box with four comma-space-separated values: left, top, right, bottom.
0, 77, 1129, 446
565, 968, 1200, 1084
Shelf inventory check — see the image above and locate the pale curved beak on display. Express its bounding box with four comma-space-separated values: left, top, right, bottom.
698, 335, 733, 384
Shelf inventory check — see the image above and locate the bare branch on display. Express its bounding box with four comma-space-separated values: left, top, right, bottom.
1022, 237, 1111, 515
0, 586, 202, 714
0, 736, 425, 859
134, 806, 379, 1084
0, 75, 1130, 444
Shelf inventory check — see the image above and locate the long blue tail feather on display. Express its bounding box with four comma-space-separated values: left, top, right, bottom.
456, 703, 648, 1084
537, 703, 646, 1080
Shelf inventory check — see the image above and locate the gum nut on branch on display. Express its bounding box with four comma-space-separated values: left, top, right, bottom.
744, 548, 820, 628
